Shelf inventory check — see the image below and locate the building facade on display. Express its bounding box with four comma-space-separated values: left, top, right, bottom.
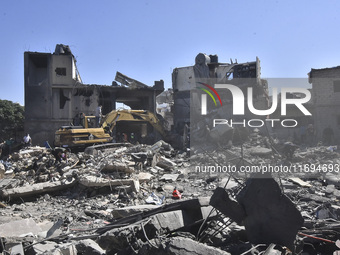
309, 66, 340, 145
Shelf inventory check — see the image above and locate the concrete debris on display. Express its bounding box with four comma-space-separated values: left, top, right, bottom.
0, 133, 340, 254
210, 187, 246, 225
160, 173, 181, 182
247, 146, 272, 157
0, 218, 42, 237
289, 177, 312, 187
165, 237, 231, 255
236, 178, 304, 250
1, 178, 76, 199
75, 239, 105, 255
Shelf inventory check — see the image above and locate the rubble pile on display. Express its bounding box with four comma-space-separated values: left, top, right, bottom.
1, 135, 340, 254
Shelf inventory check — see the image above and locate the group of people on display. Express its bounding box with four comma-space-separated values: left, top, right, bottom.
116, 132, 138, 144
72, 105, 102, 128
299, 124, 335, 147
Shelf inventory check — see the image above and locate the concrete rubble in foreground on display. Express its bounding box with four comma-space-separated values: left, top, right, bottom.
1, 133, 340, 254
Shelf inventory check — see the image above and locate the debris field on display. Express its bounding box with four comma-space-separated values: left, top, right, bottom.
1, 132, 340, 255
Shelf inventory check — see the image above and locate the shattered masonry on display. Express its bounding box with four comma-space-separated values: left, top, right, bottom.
1, 134, 340, 254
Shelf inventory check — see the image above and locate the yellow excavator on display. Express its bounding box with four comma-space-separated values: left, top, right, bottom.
54, 109, 168, 149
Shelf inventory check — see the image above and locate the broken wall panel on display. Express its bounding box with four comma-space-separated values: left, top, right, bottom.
0, 179, 76, 199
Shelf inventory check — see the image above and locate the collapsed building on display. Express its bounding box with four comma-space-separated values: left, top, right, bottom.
24, 44, 164, 146
172, 53, 268, 136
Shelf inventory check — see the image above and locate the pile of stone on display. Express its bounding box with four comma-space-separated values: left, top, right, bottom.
0, 134, 340, 254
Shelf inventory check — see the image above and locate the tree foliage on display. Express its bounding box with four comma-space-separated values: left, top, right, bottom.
0, 99, 24, 142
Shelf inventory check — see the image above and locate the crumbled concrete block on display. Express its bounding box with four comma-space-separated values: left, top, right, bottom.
138, 172, 153, 182
9, 243, 24, 255
247, 147, 272, 156
75, 239, 105, 255
101, 161, 134, 173
32, 241, 58, 255
157, 156, 176, 170
111, 204, 161, 218
289, 177, 312, 187
0, 178, 19, 189
210, 187, 246, 225
237, 178, 304, 250
166, 237, 231, 255
58, 243, 77, 255
149, 210, 185, 234
160, 173, 181, 182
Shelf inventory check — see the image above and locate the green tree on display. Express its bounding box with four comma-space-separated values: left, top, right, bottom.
0, 99, 24, 142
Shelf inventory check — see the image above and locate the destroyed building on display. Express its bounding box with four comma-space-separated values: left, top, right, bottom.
309, 66, 340, 145
172, 53, 268, 136
24, 44, 164, 146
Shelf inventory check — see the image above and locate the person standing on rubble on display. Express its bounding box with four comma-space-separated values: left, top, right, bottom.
73, 113, 81, 126
306, 124, 316, 147
95, 105, 102, 128
22, 133, 32, 148
0, 142, 4, 159
79, 112, 85, 127
299, 125, 306, 144
323, 126, 334, 146
51, 147, 68, 164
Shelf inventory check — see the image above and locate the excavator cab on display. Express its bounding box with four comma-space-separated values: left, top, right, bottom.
54, 109, 168, 149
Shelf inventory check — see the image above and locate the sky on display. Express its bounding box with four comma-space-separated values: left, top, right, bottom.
1, 0, 340, 106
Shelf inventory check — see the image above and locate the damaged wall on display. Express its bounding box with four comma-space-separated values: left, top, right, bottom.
309, 66, 340, 145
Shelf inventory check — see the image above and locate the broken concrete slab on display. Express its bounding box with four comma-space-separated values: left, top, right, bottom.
289, 177, 312, 187
237, 178, 304, 250
57, 244, 78, 255
0, 218, 42, 237
148, 210, 185, 234
75, 239, 105, 255
0, 179, 76, 199
101, 161, 134, 173
247, 147, 272, 157
111, 204, 161, 218
32, 241, 58, 255
138, 172, 153, 182
209, 187, 246, 225
9, 243, 24, 255
157, 156, 176, 170
79, 175, 138, 191
0, 178, 19, 189
160, 173, 181, 182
